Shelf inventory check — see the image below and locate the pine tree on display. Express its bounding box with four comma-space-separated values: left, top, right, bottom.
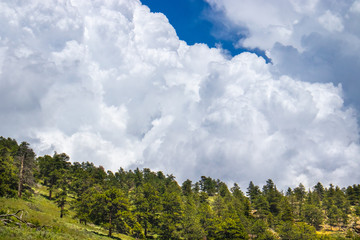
302, 203, 324, 230
16, 142, 36, 198
262, 179, 282, 216
87, 186, 132, 237
37, 153, 70, 199
212, 217, 248, 239
251, 219, 276, 240
181, 197, 205, 239
313, 182, 325, 201
159, 182, 183, 239
55, 169, 70, 218
247, 181, 261, 203
182, 179, 193, 196
0, 137, 19, 197
132, 183, 161, 237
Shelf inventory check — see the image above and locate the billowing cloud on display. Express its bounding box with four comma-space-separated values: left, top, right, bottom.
0, 0, 359, 189
206, 0, 360, 110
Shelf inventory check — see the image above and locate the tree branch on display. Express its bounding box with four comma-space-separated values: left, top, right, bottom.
0, 210, 41, 228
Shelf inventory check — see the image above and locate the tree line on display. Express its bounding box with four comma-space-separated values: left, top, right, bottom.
1, 136, 360, 239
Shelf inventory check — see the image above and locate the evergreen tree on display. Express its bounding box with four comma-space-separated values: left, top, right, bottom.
37, 153, 70, 199
293, 183, 306, 218
253, 195, 270, 220
327, 205, 341, 229
313, 182, 325, 201
87, 186, 132, 237
293, 183, 306, 203
212, 195, 227, 217
231, 183, 251, 217
196, 192, 213, 236
279, 198, 293, 222
262, 179, 282, 216
159, 182, 183, 239
251, 219, 276, 240
199, 176, 217, 196
278, 222, 317, 240
247, 181, 261, 203
181, 197, 205, 240
211, 217, 248, 240
302, 203, 324, 230
218, 181, 231, 198
132, 183, 161, 237
16, 141, 36, 198
55, 169, 70, 218
182, 179, 193, 196
0, 137, 18, 197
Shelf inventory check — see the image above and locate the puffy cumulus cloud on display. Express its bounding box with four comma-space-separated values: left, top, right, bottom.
206, 0, 360, 111
0, 0, 359, 189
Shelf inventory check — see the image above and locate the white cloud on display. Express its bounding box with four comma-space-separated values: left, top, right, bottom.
350, 0, 360, 13
0, 0, 359, 190
206, 0, 360, 115
206, 0, 301, 49
318, 10, 344, 32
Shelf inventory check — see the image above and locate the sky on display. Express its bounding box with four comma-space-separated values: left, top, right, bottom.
140, 0, 268, 59
1, 0, 360, 190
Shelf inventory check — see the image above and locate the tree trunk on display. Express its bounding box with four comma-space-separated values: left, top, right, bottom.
17, 156, 24, 198
145, 222, 148, 237
60, 205, 64, 218
108, 214, 112, 237
49, 189, 52, 200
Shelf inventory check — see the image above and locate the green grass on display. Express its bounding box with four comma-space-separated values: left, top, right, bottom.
0, 185, 134, 240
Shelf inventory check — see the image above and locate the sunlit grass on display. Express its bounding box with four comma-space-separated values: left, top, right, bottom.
0, 186, 134, 240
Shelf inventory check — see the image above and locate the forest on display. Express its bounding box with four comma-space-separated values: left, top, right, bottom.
1, 136, 360, 239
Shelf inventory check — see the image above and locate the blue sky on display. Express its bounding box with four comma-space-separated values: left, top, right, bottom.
1, 0, 360, 189
141, 0, 269, 60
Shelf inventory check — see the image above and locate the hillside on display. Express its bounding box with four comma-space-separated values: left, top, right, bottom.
0, 184, 133, 240
1, 184, 360, 240
2, 136, 360, 239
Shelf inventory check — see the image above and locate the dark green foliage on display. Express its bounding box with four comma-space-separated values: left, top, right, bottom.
251, 219, 276, 240
3, 135, 360, 239
55, 170, 70, 218
131, 183, 162, 237
314, 182, 325, 201
86, 186, 132, 237
181, 179, 193, 196
209, 217, 248, 240
247, 181, 261, 203
199, 176, 217, 196
263, 179, 282, 216
327, 205, 342, 228
279, 198, 293, 222
132, 221, 145, 239
181, 197, 205, 240
158, 180, 183, 239
0, 138, 36, 198
0, 137, 18, 197
16, 142, 36, 198
218, 181, 231, 198
278, 222, 317, 240
302, 204, 324, 230
253, 195, 270, 219
294, 183, 306, 203
37, 152, 70, 199
355, 206, 360, 216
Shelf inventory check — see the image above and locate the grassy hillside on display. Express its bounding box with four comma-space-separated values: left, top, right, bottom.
0, 184, 134, 240
1, 187, 360, 239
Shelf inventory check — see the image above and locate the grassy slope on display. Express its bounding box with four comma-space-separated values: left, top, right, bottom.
0, 185, 134, 240
2, 187, 359, 239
